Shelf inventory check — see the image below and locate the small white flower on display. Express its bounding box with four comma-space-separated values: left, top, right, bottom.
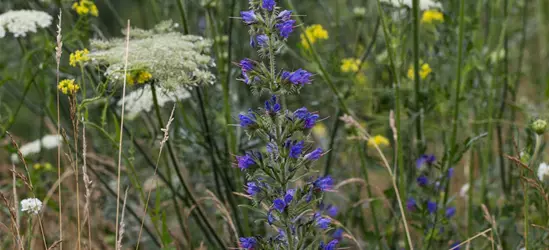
21, 198, 42, 214
538, 162, 549, 181
459, 183, 469, 198
381, 0, 442, 10
0, 10, 53, 38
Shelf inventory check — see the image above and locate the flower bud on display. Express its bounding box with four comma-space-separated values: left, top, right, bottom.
532, 119, 547, 135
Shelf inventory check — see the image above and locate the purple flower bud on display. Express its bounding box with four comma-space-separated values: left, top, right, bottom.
262, 0, 275, 11
304, 147, 323, 160
293, 107, 309, 119
427, 200, 437, 214
284, 189, 295, 204
406, 198, 417, 211
313, 176, 333, 191
239, 58, 255, 72
450, 241, 461, 250
323, 239, 339, 250
267, 210, 276, 224
265, 95, 281, 114
416, 154, 436, 168
288, 68, 313, 85
448, 167, 454, 178
304, 113, 319, 129
289, 141, 304, 158
239, 237, 257, 250
256, 34, 269, 47
417, 175, 428, 186
327, 205, 338, 217
236, 154, 256, 170
332, 228, 343, 240
273, 198, 286, 212
275, 19, 296, 38
277, 10, 292, 21
238, 110, 256, 127
250, 36, 256, 48
445, 206, 456, 218
315, 213, 331, 229
246, 182, 261, 196
240, 10, 258, 25
281, 70, 291, 80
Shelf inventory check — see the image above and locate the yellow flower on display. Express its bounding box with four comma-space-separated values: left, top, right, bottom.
407, 63, 432, 80
312, 123, 327, 138
127, 70, 152, 85
72, 0, 99, 17
300, 24, 329, 49
69, 49, 90, 67
58, 79, 80, 95
340, 58, 361, 73
421, 10, 444, 24
136, 71, 152, 84
33, 163, 42, 170
368, 135, 390, 148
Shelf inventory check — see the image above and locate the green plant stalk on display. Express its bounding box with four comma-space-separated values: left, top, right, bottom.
496, 0, 510, 196
524, 134, 541, 249
323, 109, 341, 176
375, 0, 406, 205
358, 144, 385, 250
150, 84, 227, 249
176, 0, 190, 34
412, 0, 424, 154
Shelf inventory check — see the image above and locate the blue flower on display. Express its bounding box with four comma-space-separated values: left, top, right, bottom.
246, 182, 261, 196
239, 237, 257, 249
304, 147, 323, 160
304, 113, 319, 129
267, 210, 276, 224
416, 154, 436, 168
274, 229, 286, 242
332, 228, 343, 240
277, 10, 292, 21
256, 34, 269, 47
239, 111, 256, 127
293, 107, 309, 119
427, 200, 437, 214
288, 68, 313, 85
265, 95, 281, 114
327, 205, 338, 217
445, 206, 456, 218
240, 10, 258, 25
323, 239, 339, 250
284, 189, 295, 204
239, 58, 255, 72
450, 241, 461, 250
250, 36, 256, 48
313, 176, 333, 191
281, 70, 291, 80
315, 213, 331, 229
289, 140, 304, 158
262, 0, 275, 11
448, 167, 454, 178
236, 154, 256, 170
417, 175, 428, 186
406, 198, 417, 211
273, 198, 286, 212
276, 19, 296, 38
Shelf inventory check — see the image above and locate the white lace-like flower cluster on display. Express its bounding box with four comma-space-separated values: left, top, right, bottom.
538, 162, 549, 182
21, 198, 43, 214
10, 134, 62, 163
381, 0, 442, 10
118, 85, 191, 119
0, 10, 53, 38
89, 20, 215, 89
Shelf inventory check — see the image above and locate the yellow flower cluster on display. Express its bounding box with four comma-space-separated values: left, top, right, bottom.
421, 10, 444, 24
300, 24, 329, 49
72, 0, 99, 17
340, 58, 361, 73
368, 135, 390, 148
69, 49, 90, 67
33, 162, 53, 171
127, 71, 153, 85
407, 63, 432, 80
58, 79, 80, 95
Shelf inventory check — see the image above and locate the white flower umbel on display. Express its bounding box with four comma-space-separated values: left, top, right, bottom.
10, 134, 62, 163
538, 162, 549, 181
118, 84, 191, 119
89, 20, 215, 89
21, 198, 42, 214
381, 0, 442, 10
0, 10, 53, 38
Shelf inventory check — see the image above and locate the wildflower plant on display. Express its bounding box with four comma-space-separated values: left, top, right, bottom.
236, 0, 342, 248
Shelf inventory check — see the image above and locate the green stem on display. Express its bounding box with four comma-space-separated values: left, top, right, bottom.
412, 0, 424, 154
375, 0, 406, 208
176, 0, 190, 34
359, 144, 385, 250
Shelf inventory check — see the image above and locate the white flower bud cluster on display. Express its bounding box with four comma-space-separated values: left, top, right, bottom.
0, 10, 52, 38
